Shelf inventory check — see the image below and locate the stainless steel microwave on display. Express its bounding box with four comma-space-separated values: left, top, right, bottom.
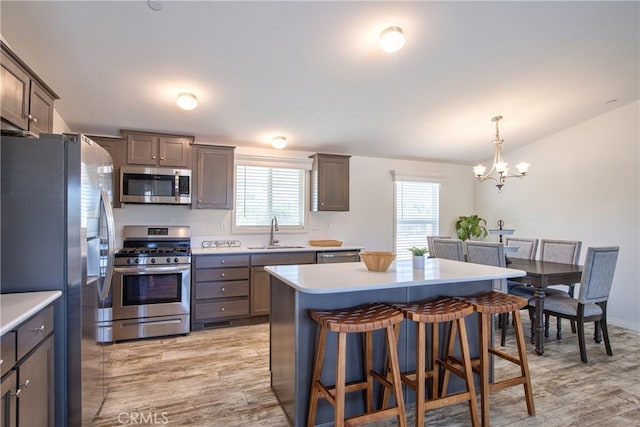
120, 166, 191, 204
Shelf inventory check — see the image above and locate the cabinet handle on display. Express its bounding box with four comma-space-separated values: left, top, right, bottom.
11, 389, 21, 398
19, 379, 30, 388
31, 325, 45, 333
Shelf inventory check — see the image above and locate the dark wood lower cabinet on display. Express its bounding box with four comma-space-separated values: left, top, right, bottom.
16, 335, 54, 427
250, 267, 271, 316
0, 370, 17, 427
0, 305, 55, 427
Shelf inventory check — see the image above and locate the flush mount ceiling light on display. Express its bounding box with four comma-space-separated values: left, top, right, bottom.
379, 26, 405, 52
473, 115, 530, 192
176, 92, 197, 111
272, 136, 287, 149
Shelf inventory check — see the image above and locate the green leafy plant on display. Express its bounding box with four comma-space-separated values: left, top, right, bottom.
408, 247, 429, 256
455, 215, 488, 241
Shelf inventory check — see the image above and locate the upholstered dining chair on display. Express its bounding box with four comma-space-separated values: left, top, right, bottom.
503, 237, 539, 345
505, 237, 539, 260
530, 246, 619, 363
426, 235, 450, 258
430, 238, 464, 261
465, 241, 510, 346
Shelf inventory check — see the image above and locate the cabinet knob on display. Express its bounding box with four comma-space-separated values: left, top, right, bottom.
221, 287, 225, 292
221, 273, 226, 277
27, 114, 37, 123
19, 379, 30, 388
31, 325, 45, 333
11, 389, 21, 398
152, 156, 156, 160
221, 260, 226, 264
221, 307, 225, 311
161, 157, 165, 160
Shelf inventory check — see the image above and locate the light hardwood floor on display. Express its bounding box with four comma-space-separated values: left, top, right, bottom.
92, 318, 640, 426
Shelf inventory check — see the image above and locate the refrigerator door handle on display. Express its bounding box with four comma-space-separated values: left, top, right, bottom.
99, 189, 116, 302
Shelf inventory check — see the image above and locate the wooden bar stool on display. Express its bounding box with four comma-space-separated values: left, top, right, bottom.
307, 303, 407, 427
453, 291, 535, 426
388, 297, 480, 427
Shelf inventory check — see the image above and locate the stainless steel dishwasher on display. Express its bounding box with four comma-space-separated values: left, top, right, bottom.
316, 250, 360, 263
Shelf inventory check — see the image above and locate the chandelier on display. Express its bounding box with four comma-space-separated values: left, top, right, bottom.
472, 115, 529, 192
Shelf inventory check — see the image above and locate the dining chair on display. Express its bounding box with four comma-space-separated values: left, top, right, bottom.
540, 239, 582, 337
505, 237, 539, 260
465, 241, 506, 290
427, 235, 451, 258
431, 238, 464, 261
530, 246, 619, 362
465, 241, 510, 346
504, 237, 538, 345
505, 237, 539, 297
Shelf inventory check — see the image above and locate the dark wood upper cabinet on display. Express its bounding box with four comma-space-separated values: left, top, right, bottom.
1, 41, 57, 136
310, 153, 350, 211
121, 130, 193, 168
192, 145, 235, 210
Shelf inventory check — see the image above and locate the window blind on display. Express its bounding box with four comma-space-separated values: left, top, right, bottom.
394, 181, 440, 261
235, 165, 305, 228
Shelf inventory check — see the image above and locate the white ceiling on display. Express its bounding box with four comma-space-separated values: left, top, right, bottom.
1, 1, 638, 164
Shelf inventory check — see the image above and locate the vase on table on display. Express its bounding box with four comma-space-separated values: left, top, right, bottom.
412, 255, 425, 269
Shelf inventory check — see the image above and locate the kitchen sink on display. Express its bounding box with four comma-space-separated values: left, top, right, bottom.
247, 245, 307, 250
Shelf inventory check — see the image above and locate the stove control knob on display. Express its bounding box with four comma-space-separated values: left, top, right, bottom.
134, 258, 140, 264
127, 258, 133, 265
174, 257, 179, 263
166, 257, 172, 263
150, 258, 156, 264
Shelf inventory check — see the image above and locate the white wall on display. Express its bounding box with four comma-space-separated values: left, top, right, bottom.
112, 155, 475, 251
475, 101, 640, 331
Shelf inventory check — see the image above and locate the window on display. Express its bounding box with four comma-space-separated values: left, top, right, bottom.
394, 180, 440, 261
235, 164, 306, 230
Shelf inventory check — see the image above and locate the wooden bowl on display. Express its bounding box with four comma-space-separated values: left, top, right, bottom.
360, 251, 395, 272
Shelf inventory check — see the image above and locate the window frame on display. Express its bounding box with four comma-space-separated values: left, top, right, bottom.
392, 173, 442, 261
232, 157, 311, 234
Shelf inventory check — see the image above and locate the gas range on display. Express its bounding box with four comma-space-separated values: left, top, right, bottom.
115, 225, 191, 266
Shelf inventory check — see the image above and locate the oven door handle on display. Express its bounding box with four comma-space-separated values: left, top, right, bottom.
113, 265, 191, 275
99, 188, 116, 302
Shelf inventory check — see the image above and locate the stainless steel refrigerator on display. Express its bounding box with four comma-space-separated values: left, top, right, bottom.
1, 133, 115, 426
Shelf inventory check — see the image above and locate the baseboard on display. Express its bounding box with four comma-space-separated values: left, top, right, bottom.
608, 316, 640, 333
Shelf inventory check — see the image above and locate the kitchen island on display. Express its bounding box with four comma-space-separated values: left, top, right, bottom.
265, 258, 525, 426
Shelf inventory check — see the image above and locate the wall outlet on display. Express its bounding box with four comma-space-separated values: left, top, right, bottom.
220, 220, 228, 230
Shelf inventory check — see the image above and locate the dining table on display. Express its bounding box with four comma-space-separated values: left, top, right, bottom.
507, 258, 583, 355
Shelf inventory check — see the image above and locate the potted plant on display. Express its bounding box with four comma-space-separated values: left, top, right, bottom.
455, 214, 488, 241
408, 247, 428, 269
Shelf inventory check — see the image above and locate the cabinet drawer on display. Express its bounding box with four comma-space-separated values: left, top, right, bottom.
1, 331, 16, 377
195, 299, 249, 320
250, 252, 315, 266
195, 254, 249, 268
195, 281, 249, 300
195, 267, 249, 282
16, 305, 53, 360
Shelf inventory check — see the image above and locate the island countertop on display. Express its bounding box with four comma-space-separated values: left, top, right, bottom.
0, 290, 62, 335
265, 257, 525, 294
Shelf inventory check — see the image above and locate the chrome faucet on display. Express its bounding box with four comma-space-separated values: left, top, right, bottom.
269, 216, 279, 246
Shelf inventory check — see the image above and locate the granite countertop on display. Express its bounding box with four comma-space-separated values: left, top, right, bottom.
0, 291, 62, 335
192, 245, 363, 255
265, 257, 526, 294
